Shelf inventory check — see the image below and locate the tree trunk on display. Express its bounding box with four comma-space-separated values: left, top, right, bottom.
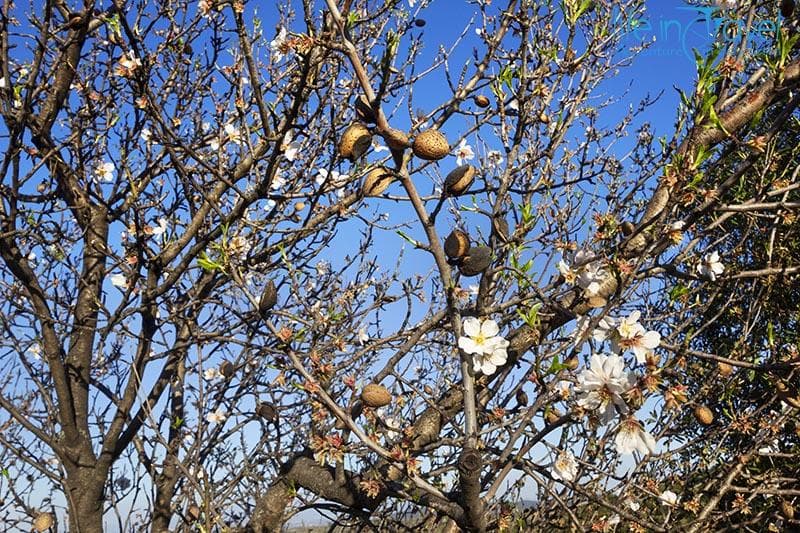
65, 468, 106, 533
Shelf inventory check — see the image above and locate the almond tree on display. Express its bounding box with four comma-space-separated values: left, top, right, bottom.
0, 1, 798, 532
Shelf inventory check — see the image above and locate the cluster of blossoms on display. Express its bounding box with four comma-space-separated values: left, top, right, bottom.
311, 433, 345, 466
458, 317, 509, 376
593, 310, 661, 364
557, 250, 611, 300
575, 353, 657, 456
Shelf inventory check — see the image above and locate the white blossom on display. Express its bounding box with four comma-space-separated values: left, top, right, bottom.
454, 138, 475, 165
697, 251, 725, 281
575, 353, 633, 423
659, 490, 679, 506
615, 416, 656, 455
27, 343, 42, 360
486, 150, 504, 169
372, 139, 389, 153
270, 27, 289, 61
150, 218, 168, 236
551, 450, 578, 482
281, 132, 301, 161
315, 260, 330, 276
625, 498, 640, 512
316, 168, 349, 188
458, 317, 509, 376
271, 174, 287, 190
206, 407, 227, 424
357, 327, 369, 345
614, 311, 661, 364
204, 367, 221, 380
95, 161, 115, 182
110, 273, 128, 290
381, 412, 401, 440
114, 51, 142, 77
559, 249, 609, 299
140, 128, 152, 142
224, 123, 242, 145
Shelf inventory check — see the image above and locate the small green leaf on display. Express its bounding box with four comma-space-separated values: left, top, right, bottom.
197, 252, 223, 272
668, 284, 689, 303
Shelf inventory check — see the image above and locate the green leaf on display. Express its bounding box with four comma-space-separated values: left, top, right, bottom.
668, 284, 689, 302
546, 355, 566, 375
197, 252, 223, 272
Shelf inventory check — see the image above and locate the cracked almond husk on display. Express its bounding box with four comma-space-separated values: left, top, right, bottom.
339, 123, 372, 161
444, 229, 470, 260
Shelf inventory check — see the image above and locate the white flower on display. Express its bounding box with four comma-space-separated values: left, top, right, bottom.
281, 132, 301, 161
357, 327, 369, 345
140, 128, 152, 143
697, 251, 725, 281
204, 367, 221, 380
114, 51, 142, 77
315, 260, 330, 276
224, 123, 242, 145
592, 316, 617, 342
271, 174, 287, 190
150, 218, 168, 236
0, 76, 6, 89
209, 138, 220, 151
559, 249, 608, 298
110, 273, 128, 290
316, 168, 348, 187
383, 414, 401, 440
551, 450, 578, 482
659, 490, 679, 506
612, 311, 661, 364
372, 139, 389, 153
615, 416, 656, 455
206, 407, 227, 424
95, 161, 115, 182
27, 343, 42, 360
486, 150, 504, 169
577, 262, 607, 297
270, 27, 289, 61
625, 498, 640, 512
264, 198, 276, 210
575, 353, 632, 423
454, 138, 475, 165
458, 317, 509, 376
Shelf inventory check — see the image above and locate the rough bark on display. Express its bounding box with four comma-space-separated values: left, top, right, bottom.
457, 447, 485, 532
